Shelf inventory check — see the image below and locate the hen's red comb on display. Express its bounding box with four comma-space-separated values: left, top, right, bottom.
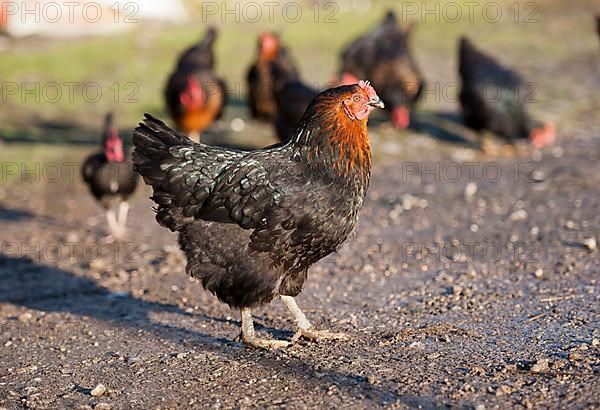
358, 80, 378, 100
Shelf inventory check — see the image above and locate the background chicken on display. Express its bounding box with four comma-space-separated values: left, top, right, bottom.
246, 32, 299, 121
133, 82, 384, 349
272, 64, 359, 142
164, 27, 226, 142
81, 113, 138, 241
459, 37, 555, 149
340, 10, 425, 129
273, 79, 317, 142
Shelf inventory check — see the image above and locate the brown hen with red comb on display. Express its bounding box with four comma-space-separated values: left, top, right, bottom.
164, 27, 226, 142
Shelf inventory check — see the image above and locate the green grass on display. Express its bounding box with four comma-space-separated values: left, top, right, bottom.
0, 0, 596, 142
0, 144, 90, 185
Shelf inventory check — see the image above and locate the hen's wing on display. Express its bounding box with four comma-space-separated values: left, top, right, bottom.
132, 115, 245, 230
201, 151, 342, 272
197, 149, 303, 229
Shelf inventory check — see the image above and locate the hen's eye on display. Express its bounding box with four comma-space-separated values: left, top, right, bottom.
353, 95, 361, 102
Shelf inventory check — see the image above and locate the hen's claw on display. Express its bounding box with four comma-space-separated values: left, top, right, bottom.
292, 328, 348, 343
242, 336, 291, 350
239, 307, 290, 350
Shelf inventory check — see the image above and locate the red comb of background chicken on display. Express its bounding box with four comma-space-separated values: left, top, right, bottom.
391, 106, 410, 129
180, 77, 204, 108
259, 32, 279, 59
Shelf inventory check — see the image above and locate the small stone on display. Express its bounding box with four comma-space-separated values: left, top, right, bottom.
18, 312, 33, 323
176, 352, 187, 359
94, 404, 111, 410
475, 404, 486, 410
127, 357, 140, 365
230, 118, 245, 132
534, 269, 543, 278
90, 384, 107, 397
65, 231, 80, 243
510, 209, 528, 221
531, 358, 549, 373
89, 259, 106, 271
464, 182, 477, 200
551, 146, 563, 158
388, 204, 403, 221
496, 385, 511, 396
408, 341, 423, 349
24, 386, 39, 395
592, 338, 599, 347
362, 264, 375, 273
582, 238, 596, 251
568, 352, 583, 361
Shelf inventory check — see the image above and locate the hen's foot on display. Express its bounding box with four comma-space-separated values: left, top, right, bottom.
292, 328, 348, 343
242, 336, 291, 350
239, 307, 290, 350
280, 295, 347, 344
101, 232, 127, 244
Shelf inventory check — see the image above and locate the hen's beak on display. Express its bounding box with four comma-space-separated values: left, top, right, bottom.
368, 98, 385, 109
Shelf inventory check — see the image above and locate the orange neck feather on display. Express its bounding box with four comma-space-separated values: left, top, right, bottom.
326, 108, 371, 177
294, 96, 372, 182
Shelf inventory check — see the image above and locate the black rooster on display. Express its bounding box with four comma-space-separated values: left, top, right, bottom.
133, 82, 384, 349
82, 113, 138, 241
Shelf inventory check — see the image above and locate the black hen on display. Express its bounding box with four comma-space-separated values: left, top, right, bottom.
165, 27, 226, 142
273, 80, 318, 142
340, 11, 397, 78
459, 37, 555, 148
340, 10, 424, 128
82, 113, 138, 241
133, 82, 384, 349
270, 58, 357, 142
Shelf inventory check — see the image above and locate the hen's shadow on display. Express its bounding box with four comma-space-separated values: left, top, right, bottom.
411, 111, 481, 148
0, 205, 35, 222
0, 253, 444, 406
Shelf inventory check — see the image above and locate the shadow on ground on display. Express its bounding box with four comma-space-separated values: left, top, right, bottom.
411, 111, 481, 148
0, 253, 446, 408
0, 205, 35, 221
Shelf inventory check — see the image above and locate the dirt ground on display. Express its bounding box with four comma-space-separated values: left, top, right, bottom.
1, 118, 599, 409
1, 4, 600, 410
